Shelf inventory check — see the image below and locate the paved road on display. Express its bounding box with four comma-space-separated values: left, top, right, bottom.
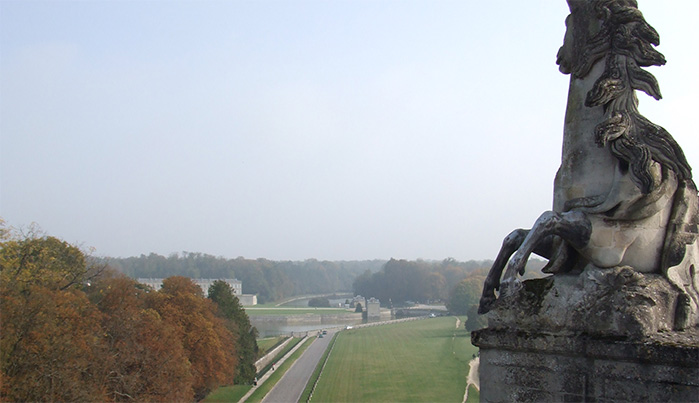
261, 329, 338, 403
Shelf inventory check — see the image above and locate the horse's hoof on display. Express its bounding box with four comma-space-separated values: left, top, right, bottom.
478, 296, 495, 314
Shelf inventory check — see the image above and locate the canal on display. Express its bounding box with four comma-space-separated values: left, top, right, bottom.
248, 295, 386, 337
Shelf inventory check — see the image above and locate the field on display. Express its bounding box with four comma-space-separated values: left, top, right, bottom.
310, 317, 477, 402
202, 384, 251, 403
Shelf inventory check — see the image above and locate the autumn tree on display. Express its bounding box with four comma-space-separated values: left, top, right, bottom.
0, 228, 103, 292
88, 273, 193, 401
0, 225, 245, 402
0, 230, 106, 401
148, 276, 237, 399
208, 280, 259, 384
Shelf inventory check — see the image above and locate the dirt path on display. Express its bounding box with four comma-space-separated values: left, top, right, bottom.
462, 357, 480, 402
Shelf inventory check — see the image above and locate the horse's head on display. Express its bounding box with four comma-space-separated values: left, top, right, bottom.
557, 0, 610, 78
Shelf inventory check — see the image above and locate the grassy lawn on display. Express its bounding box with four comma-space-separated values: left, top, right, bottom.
247, 302, 280, 308
202, 385, 252, 402
245, 307, 352, 316
466, 384, 480, 402
310, 317, 478, 402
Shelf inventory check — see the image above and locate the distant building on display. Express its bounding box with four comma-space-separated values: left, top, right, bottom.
365, 297, 381, 319
238, 294, 258, 306
136, 278, 257, 305
193, 278, 242, 295
352, 295, 365, 307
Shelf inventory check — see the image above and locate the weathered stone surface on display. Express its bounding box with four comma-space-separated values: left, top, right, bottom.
473, 1, 699, 400
478, 0, 699, 331
472, 327, 699, 402
489, 266, 682, 338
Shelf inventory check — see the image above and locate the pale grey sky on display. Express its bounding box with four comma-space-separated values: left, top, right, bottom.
1, 1, 697, 261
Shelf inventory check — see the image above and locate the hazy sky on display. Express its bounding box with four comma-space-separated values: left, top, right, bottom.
1, 1, 697, 261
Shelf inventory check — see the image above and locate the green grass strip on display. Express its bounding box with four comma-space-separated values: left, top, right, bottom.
299, 332, 338, 402
245, 308, 352, 316
466, 384, 480, 402
257, 336, 303, 378
202, 385, 252, 402
245, 337, 314, 403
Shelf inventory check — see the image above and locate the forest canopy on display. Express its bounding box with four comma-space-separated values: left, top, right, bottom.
106, 253, 385, 304
0, 227, 256, 402
106, 254, 514, 306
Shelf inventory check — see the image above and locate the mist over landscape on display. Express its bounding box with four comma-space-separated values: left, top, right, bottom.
2, 1, 698, 401
3, 1, 697, 262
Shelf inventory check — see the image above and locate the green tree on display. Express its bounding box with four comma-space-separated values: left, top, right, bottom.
308, 297, 331, 307
446, 277, 483, 315
464, 304, 488, 331
208, 280, 259, 385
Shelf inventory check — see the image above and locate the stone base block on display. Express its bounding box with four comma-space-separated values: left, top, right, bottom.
472, 328, 699, 402
490, 266, 686, 338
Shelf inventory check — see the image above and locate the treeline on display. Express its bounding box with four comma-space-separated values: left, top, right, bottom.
1, 230, 257, 402
352, 258, 492, 305
353, 258, 547, 332
107, 253, 385, 303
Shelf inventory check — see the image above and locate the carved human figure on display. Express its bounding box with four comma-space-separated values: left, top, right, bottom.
479, 0, 699, 330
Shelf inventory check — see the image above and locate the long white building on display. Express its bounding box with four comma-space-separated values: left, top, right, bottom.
136, 278, 256, 305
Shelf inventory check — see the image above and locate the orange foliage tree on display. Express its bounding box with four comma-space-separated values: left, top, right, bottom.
146, 276, 237, 400
88, 274, 194, 401
1, 225, 241, 402
0, 232, 106, 401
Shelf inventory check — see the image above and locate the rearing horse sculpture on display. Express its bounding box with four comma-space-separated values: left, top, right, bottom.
479, 0, 699, 330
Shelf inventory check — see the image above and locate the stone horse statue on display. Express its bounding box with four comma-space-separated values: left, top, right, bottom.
479, 0, 699, 330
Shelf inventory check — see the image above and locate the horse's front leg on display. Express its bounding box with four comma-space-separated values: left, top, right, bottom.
479, 229, 528, 314
501, 210, 592, 294
479, 230, 558, 313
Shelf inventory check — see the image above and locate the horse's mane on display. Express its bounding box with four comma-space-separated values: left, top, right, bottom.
575, 0, 693, 194
571, 0, 698, 272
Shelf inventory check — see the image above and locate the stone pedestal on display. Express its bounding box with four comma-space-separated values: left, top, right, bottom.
472, 266, 699, 402
472, 328, 698, 402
